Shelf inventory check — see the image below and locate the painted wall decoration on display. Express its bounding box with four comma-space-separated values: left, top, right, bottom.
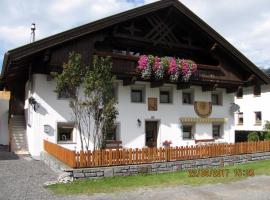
194, 101, 212, 118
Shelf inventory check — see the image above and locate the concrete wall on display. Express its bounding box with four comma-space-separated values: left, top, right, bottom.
26, 74, 235, 157
235, 85, 270, 132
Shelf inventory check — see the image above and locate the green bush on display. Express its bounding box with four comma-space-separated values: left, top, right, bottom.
264, 132, 270, 141
247, 132, 260, 141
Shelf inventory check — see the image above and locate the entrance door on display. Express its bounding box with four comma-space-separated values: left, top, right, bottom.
145, 121, 158, 148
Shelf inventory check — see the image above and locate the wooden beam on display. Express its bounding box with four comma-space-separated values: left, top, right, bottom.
122, 76, 136, 86
226, 87, 238, 93
202, 84, 218, 92
244, 74, 257, 86
253, 84, 261, 96
150, 81, 164, 88
177, 83, 190, 90
236, 86, 243, 98
210, 43, 218, 51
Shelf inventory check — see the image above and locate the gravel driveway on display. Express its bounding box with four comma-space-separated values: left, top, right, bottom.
1, 151, 270, 200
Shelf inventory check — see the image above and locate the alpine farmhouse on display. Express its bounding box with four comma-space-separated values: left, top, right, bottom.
1, 0, 269, 158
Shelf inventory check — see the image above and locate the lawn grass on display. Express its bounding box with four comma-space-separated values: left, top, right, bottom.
47, 159, 270, 195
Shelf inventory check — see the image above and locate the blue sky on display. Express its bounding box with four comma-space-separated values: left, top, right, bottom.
0, 0, 270, 69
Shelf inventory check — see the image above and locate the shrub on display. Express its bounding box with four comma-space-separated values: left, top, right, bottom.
247, 132, 260, 141
264, 132, 270, 141
263, 121, 270, 131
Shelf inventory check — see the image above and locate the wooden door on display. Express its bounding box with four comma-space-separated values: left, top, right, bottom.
145, 121, 158, 147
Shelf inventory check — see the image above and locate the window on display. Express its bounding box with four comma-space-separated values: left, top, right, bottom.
182, 125, 194, 140
106, 123, 120, 141
236, 87, 243, 98
212, 124, 222, 139
182, 90, 194, 104
131, 86, 145, 103
237, 112, 244, 125
255, 112, 262, 125
57, 87, 74, 99
254, 85, 261, 96
211, 92, 222, 105
160, 87, 172, 103
57, 122, 74, 142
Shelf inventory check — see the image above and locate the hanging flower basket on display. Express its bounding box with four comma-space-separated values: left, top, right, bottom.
137, 55, 197, 82
153, 56, 166, 80
138, 55, 151, 80
180, 59, 198, 82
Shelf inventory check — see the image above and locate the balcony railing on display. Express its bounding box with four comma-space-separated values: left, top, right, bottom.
94, 51, 229, 83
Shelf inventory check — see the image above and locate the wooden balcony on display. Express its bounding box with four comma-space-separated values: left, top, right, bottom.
94, 51, 240, 87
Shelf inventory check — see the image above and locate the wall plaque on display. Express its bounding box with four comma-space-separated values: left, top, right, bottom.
194, 101, 212, 118
148, 97, 157, 111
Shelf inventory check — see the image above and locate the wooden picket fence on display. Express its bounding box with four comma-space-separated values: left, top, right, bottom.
44, 140, 270, 168
44, 140, 77, 168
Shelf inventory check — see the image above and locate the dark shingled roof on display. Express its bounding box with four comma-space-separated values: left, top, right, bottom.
2, 0, 270, 84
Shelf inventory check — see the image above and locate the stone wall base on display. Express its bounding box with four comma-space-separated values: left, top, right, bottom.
42, 151, 270, 181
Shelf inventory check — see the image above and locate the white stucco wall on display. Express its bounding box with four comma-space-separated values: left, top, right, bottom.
0, 99, 9, 145
235, 85, 270, 131
26, 74, 235, 157
25, 74, 84, 157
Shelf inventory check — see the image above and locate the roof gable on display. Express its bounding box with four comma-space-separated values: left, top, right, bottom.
2, 0, 270, 84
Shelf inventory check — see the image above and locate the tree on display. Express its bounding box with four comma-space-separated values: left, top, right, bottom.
83, 56, 118, 150
53, 52, 118, 151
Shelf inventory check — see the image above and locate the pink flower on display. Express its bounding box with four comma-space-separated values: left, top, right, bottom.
138, 55, 148, 70
153, 56, 161, 71
168, 58, 177, 74
181, 60, 190, 75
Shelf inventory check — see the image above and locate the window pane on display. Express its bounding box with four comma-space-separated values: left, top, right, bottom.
255, 112, 262, 124
213, 125, 220, 138
106, 125, 117, 140
183, 125, 193, 139
160, 91, 170, 103
58, 123, 74, 142
131, 90, 142, 102
212, 94, 219, 105
183, 92, 192, 104
58, 87, 75, 99
238, 113, 243, 124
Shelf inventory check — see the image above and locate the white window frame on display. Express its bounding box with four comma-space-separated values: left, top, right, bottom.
131, 85, 145, 103
212, 123, 223, 139
106, 122, 121, 141
254, 111, 262, 125
182, 89, 194, 105
159, 86, 173, 104
56, 122, 75, 144
237, 112, 244, 125
211, 91, 223, 106
182, 123, 195, 140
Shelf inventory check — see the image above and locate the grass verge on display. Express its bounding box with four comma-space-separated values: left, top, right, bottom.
47, 159, 270, 195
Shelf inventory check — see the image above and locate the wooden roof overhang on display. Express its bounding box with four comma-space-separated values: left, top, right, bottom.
1, 0, 270, 90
